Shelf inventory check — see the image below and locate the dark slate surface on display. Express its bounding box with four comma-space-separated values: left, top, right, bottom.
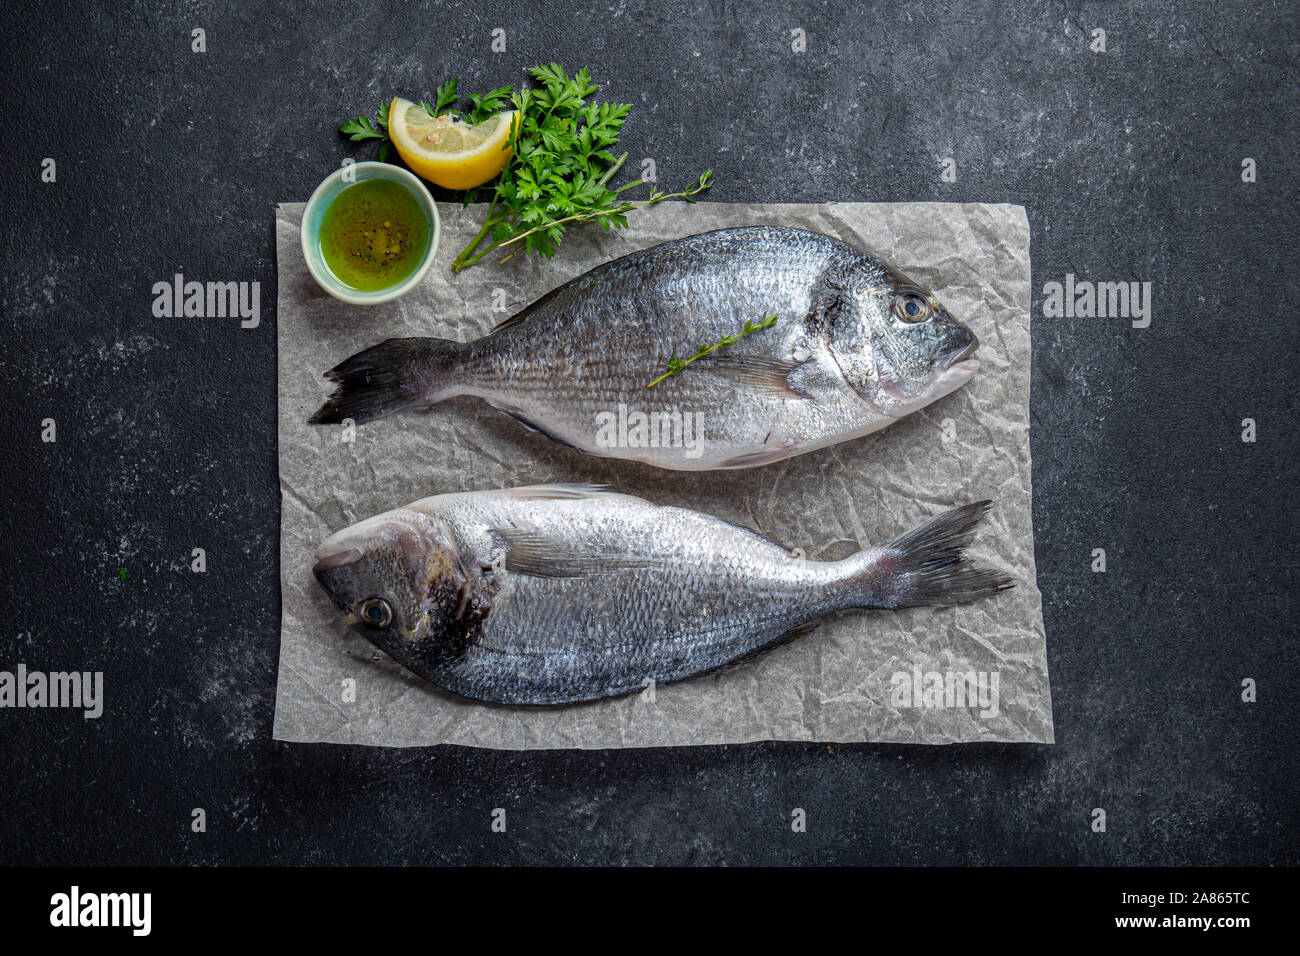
1, 1, 1295, 865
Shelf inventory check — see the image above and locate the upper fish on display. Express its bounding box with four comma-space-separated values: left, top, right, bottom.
309, 226, 981, 470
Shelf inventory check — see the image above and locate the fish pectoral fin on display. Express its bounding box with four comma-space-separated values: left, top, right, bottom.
695, 354, 813, 398
501, 483, 611, 500
490, 527, 657, 578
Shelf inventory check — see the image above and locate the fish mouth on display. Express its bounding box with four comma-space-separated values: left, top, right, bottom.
931, 336, 981, 395
936, 357, 980, 389
943, 335, 980, 370
312, 547, 362, 576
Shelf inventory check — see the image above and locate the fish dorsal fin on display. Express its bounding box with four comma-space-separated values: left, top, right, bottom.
488, 311, 530, 334
660, 507, 788, 550
490, 526, 657, 577
501, 483, 612, 500
487, 280, 576, 335
695, 353, 813, 398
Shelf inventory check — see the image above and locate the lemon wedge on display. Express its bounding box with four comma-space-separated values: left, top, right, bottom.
388, 97, 517, 190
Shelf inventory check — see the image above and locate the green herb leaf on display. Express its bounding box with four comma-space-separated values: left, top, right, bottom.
467, 84, 514, 123
433, 78, 460, 116
339, 115, 385, 141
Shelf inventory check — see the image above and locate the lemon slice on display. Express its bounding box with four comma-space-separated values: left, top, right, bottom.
388, 97, 517, 190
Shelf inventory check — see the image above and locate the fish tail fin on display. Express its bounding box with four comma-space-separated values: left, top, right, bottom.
308, 337, 461, 425
842, 501, 1014, 609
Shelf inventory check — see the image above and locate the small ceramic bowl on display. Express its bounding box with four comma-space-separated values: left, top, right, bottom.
300, 161, 441, 305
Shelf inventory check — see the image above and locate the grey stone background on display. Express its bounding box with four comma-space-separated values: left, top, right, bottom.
0, 1, 1294, 864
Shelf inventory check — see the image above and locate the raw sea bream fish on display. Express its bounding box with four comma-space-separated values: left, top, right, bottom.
309, 226, 981, 470
311, 484, 1012, 705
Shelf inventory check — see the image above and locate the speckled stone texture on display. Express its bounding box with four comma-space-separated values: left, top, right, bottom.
0, 1, 1294, 865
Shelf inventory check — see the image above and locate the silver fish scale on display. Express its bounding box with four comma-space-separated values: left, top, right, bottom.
409, 488, 849, 704
446, 227, 890, 469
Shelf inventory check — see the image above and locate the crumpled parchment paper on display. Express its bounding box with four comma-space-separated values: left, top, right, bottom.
272, 200, 1051, 749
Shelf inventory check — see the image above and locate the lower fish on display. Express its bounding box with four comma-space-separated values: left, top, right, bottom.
311, 484, 1012, 705
309, 226, 980, 470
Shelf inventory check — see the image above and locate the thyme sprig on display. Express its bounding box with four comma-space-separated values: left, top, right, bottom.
647, 312, 779, 388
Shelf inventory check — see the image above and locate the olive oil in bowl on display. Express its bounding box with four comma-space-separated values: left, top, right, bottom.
319, 179, 431, 292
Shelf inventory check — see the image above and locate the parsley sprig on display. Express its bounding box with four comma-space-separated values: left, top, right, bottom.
647, 312, 779, 388
338, 64, 713, 273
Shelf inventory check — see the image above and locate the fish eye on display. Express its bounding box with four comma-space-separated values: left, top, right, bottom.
359, 597, 392, 630
893, 293, 932, 323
